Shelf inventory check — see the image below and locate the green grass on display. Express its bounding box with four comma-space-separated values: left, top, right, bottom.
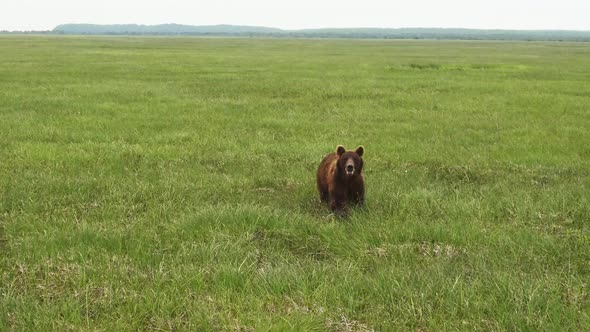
1, 35, 589, 331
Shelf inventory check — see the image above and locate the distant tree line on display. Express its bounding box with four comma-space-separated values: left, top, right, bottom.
2, 24, 589, 42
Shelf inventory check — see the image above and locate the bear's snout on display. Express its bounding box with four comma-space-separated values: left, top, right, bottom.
345, 160, 355, 175
346, 165, 354, 172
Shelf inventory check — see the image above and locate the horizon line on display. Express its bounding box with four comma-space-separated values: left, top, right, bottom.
3, 23, 590, 33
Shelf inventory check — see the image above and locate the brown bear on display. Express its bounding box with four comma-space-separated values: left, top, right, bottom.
316, 145, 365, 216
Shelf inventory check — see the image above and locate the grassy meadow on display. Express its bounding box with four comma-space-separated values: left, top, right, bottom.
1, 36, 590, 330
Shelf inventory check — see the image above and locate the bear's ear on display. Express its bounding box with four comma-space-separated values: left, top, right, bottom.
336, 145, 346, 157
355, 146, 364, 157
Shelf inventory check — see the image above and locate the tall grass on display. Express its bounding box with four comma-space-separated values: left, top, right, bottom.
1, 36, 589, 330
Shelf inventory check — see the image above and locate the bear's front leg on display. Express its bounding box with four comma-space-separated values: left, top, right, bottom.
351, 181, 365, 207
319, 190, 329, 203
330, 192, 347, 218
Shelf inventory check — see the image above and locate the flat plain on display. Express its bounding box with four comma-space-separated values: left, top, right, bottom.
1, 36, 589, 330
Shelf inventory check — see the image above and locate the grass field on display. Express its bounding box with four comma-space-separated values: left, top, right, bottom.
1, 36, 589, 330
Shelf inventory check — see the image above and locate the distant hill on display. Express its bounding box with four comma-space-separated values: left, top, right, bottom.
53, 24, 283, 35
45, 24, 590, 41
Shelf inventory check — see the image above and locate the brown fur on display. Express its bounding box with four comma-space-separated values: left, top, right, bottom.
316, 145, 365, 216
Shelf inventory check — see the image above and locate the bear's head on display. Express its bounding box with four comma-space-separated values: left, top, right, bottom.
336, 145, 364, 177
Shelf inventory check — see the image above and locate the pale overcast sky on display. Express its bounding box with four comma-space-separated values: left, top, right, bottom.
2, 0, 590, 31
